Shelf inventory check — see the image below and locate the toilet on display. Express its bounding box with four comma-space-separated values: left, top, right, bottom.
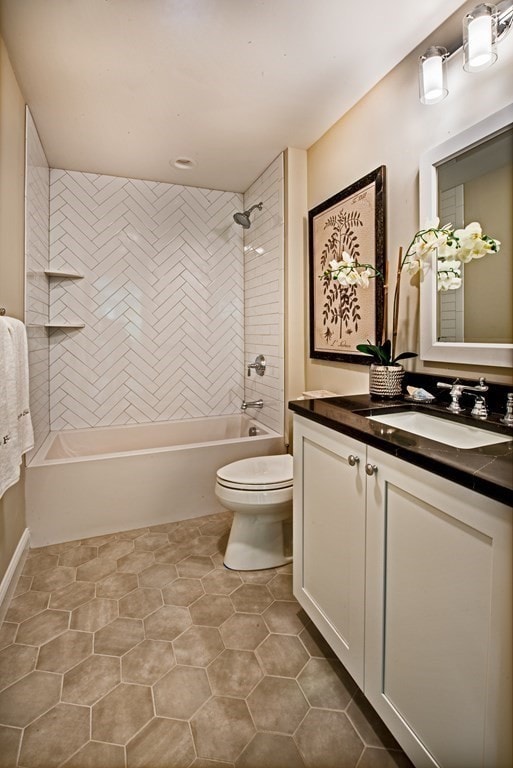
215, 454, 293, 570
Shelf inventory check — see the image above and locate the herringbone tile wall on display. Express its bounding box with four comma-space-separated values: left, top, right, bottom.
48, 171, 246, 429
25, 109, 50, 457
243, 156, 284, 435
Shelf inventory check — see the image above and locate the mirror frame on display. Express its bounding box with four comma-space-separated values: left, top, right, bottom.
419, 103, 513, 368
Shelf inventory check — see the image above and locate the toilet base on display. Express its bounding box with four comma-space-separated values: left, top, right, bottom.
223, 508, 292, 571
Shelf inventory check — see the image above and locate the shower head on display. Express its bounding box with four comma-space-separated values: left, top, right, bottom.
233, 202, 263, 229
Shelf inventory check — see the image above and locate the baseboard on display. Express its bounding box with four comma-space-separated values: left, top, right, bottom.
0, 528, 31, 624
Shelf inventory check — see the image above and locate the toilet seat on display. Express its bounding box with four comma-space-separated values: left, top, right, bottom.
216, 454, 293, 491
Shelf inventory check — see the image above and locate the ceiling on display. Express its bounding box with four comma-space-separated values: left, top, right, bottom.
0, 0, 466, 192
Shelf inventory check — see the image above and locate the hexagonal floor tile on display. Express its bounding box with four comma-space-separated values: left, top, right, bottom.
138, 563, 178, 588
49, 581, 95, 611
126, 717, 195, 768
247, 677, 308, 734
31, 566, 76, 593
153, 543, 189, 565
119, 588, 163, 619
294, 709, 364, 768
144, 605, 191, 642
268, 573, 294, 601
92, 683, 154, 745
22, 553, 58, 577
71, 597, 118, 632
133, 532, 170, 551
117, 551, 155, 574
122, 639, 175, 685
220, 613, 268, 651
98, 539, 135, 560
230, 584, 273, 614
173, 625, 224, 667
299, 623, 337, 659
16, 609, 69, 646
162, 578, 204, 606
298, 657, 357, 710
58, 546, 98, 568
236, 732, 306, 768
61, 740, 125, 768
94, 618, 144, 655
0, 670, 61, 727
0, 644, 38, 691
346, 689, 403, 750
76, 556, 117, 583
176, 556, 215, 578
154, 666, 211, 719
13, 575, 32, 598
18, 703, 90, 768
263, 601, 309, 635
191, 697, 255, 763
207, 649, 262, 698
37, 629, 93, 673
189, 594, 233, 626
5, 590, 49, 623
187, 535, 224, 557
0, 725, 22, 767
201, 569, 242, 595
0, 623, 17, 651
256, 634, 309, 677
96, 572, 139, 599
62, 653, 120, 706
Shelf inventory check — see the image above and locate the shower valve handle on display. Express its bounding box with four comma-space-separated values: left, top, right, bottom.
247, 354, 266, 377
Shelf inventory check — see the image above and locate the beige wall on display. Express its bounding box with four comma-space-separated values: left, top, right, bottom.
305, 2, 513, 393
0, 36, 27, 583
463, 164, 512, 343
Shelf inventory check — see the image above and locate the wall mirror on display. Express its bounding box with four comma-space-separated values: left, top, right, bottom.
419, 103, 513, 367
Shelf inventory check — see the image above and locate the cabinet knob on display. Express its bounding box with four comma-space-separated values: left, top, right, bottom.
348, 454, 360, 466
365, 463, 378, 476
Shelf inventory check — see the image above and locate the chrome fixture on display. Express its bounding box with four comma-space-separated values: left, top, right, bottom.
419, 1, 513, 104
437, 377, 488, 413
233, 202, 263, 229
248, 425, 260, 436
501, 393, 513, 425
419, 46, 449, 105
241, 399, 263, 410
247, 354, 266, 377
471, 395, 489, 419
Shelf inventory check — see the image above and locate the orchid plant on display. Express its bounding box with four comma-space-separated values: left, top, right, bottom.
324, 219, 501, 365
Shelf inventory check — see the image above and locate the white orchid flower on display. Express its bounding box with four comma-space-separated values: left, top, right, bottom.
437, 260, 462, 291
404, 257, 422, 276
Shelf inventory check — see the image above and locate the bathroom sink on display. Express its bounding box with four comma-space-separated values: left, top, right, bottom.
366, 410, 512, 449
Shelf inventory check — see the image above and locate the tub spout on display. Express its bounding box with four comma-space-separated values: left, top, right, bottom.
241, 399, 263, 410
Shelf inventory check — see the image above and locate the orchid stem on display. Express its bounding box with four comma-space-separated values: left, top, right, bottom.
391, 246, 403, 362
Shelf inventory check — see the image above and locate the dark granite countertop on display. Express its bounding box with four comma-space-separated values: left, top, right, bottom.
289, 394, 513, 507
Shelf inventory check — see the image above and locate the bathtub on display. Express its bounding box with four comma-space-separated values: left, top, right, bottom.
26, 415, 284, 547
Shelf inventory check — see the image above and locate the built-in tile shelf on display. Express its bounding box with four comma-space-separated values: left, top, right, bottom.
44, 269, 84, 279
44, 322, 85, 329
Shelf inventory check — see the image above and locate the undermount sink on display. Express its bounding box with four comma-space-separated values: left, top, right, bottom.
366, 410, 512, 449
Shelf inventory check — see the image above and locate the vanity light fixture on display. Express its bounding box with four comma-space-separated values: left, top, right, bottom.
418, 1, 513, 104
419, 46, 449, 104
463, 3, 498, 71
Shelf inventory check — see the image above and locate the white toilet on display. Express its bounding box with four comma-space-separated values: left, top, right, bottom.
215, 454, 293, 570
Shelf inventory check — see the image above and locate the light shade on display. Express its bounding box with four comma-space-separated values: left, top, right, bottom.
419, 46, 448, 105
463, 4, 498, 72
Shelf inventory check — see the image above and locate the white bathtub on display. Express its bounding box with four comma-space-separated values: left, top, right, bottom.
26, 415, 284, 547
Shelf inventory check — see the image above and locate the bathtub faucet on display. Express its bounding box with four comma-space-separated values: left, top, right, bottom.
241, 399, 263, 410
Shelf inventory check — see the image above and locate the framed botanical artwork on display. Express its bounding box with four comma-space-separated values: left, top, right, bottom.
308, 166, 386, 364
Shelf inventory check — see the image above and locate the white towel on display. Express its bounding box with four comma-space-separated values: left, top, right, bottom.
0, 317, 34, 497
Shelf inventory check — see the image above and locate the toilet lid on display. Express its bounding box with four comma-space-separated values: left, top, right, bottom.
216, 454, 293, 491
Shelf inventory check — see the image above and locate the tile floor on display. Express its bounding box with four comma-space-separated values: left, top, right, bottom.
0, 511, 414, 768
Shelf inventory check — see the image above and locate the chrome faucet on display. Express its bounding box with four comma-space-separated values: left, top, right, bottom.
501, 393, 513, 426
436, 377, 488, 414
241, 399, 263, 410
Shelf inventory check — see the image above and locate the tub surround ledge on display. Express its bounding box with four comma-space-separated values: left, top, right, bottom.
289, 394, 513, 506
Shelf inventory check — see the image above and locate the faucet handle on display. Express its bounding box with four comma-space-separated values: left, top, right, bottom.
501, 393, 513, 426
471, 395, 488, 420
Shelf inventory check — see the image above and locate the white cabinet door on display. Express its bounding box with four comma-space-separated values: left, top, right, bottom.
365, 447, 512, 768
293, 415, 366, 686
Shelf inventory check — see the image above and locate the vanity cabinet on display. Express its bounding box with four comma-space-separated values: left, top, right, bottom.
292, 414, 512, 768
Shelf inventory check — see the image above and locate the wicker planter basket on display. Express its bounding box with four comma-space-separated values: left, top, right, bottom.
369, 364, 404, 399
